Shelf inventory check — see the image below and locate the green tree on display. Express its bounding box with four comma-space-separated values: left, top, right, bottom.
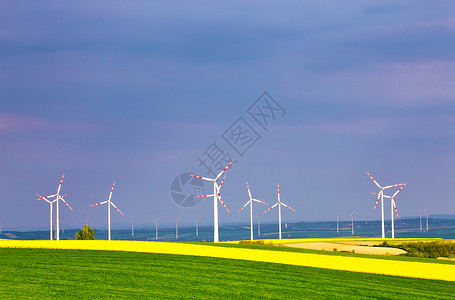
75, 224, 95, 240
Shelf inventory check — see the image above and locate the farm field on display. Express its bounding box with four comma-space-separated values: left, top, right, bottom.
1, 247, 454, 299
0, 239, 454, 281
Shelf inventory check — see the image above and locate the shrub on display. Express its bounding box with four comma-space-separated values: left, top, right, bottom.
75, 225, 95, 240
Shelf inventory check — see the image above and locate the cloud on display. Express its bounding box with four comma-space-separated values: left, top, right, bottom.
0, 114, 100, 135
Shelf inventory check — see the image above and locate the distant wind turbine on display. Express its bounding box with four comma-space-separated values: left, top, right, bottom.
264, 183, 296, 240
238, 181, 268, 240
152, 217, 160, 240
90, 181, 124, 241
425, 207, 430, 231
174, 217, 179, 240
194, 215, 199, 237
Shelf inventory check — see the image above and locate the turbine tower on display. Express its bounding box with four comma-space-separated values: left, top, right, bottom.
376, 182, 407, 239
90, 181, 124, 240
36, 194, 58, 240
130, 216, 135, 237
189, 160, 235, 243
366, 171, 404, 239
425, 207, 430, 231
336, 210, 340, 234
264, 183, 296, 239
256, 216, 261, 236
152, 217, 160, 240
351, 212, 355, 235
194, 215, 199, 237
238, 181, 268, 240
36, 174, 73, 240
174, 217, 179, 240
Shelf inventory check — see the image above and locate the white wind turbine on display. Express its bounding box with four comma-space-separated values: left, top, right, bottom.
366, 171, 404, 239
373, 182, 407, 239
174, 217, 179, 240
36, 195, 57, 240
152, 217, 160, 240
425, 207, 430, 231
350, 212, 355, 235
263, 183, 296, 240
336, 210, 340, 234
256, 216, 261, 237
90, 181, 124, 241
238, 181, 268, 240
194, 215, 199, 237
130, 216, 135, 237
189, 160, 235, 243
36, 174, 73, 240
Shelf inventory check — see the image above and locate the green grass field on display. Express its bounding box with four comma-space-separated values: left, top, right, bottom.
0, 248, 454, 299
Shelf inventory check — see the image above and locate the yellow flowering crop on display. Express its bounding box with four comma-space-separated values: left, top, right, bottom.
0, 239, 454, 282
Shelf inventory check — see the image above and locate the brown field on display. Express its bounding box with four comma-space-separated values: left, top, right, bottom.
283, 241, 407, 255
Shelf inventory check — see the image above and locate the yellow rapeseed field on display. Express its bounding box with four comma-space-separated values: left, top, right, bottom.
1, 239, 454, 282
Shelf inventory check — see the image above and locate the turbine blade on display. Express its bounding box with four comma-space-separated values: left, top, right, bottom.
277, 183, 280, 203
196, 194, 215, 198
217, 195, 230, 213
189, 174, 214, 181
384, 183, 405, 189
391, 182, 408, 198
36, 193, 56, 201
373, 190, 381, 211
238, 200, 251, 213
110, 202, 124, 216
246, 181, 252, 200
392, 199, 399, 218
365, 171, 382, 189
252, 199, 269, 205
90, 200, 108, 207
58, 196, 73, 211
57, 173, 64, 194
35, 193, 53, 203
218, 175, 227, 190
214, 160, 235, 181
280, 202, 296, 212
264, 202, 279, 214
108, 181, 115, 202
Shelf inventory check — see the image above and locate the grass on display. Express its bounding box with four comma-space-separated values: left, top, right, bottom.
212, 242, 455, 265
1, 239, 454, 281
0, 248, 454, 299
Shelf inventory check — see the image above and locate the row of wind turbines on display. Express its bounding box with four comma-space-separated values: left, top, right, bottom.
36, 174, 123, 240
35, 162, 422, 242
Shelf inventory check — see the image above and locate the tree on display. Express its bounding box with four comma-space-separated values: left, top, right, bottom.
75, 224, 95, 240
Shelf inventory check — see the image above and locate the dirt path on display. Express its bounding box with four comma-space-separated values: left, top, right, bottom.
284, 242, 407, 255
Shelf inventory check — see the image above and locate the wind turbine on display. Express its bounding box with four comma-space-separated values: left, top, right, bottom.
152, 217, 160, 240
375, 182, 407, 239
425, 207, 430, 231
256, 216, 261, 237
194, 215, 199, 237
263, 183, 296, 240
189, 160, 235, 243
336, 210, 340, 234
174, 217, 179, 240
351, 212, 355, 235
238, 181, 268, 240
36, 194, 57, 240
130, 216, 135, 237
90, 181, 124, 241
366, 171, 404, 239
36, 174, 73, 240
419, 209, 423, 231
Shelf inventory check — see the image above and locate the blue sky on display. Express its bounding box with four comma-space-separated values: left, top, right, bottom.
0, 1, 454, 230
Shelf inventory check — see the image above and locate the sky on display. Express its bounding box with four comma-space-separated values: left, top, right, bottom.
0, 1, 454, 231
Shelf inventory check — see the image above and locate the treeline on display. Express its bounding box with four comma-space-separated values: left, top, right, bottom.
381, 240, 455, 259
